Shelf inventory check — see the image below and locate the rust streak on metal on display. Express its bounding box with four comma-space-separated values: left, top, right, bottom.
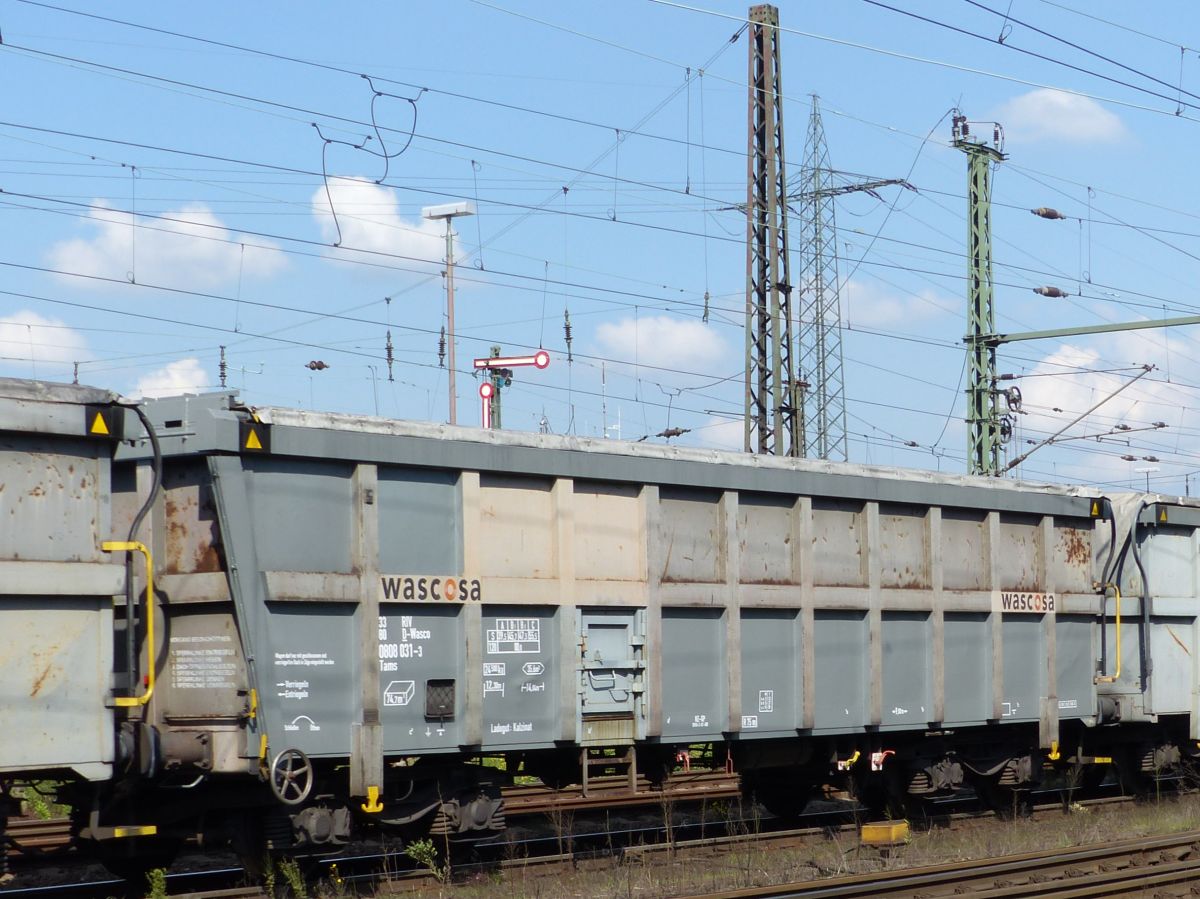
29, 664, 52, 698
1166, 626, 1191, 656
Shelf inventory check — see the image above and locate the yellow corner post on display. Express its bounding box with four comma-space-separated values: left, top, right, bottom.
101, 540, 156, 707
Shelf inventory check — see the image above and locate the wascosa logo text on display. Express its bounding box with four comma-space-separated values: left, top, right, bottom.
380, 576, 482, 602
996, 591, 1056, 613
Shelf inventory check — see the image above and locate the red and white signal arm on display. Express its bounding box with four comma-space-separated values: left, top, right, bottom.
474, 350, 551, 371
475, 348, 554, 367
473, 349, 551, 428
479, 381, 495, 429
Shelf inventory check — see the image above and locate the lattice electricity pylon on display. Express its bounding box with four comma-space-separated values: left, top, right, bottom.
795, 95, 849, 462
952, 112, 1007, 476
743, 4, 799, 456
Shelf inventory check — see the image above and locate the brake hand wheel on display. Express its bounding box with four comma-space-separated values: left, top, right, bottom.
270, 748, 314, 806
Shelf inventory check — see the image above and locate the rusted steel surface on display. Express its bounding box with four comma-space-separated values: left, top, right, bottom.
162, 462, 223, 575
503, 771, 742, 815
6, 817, 72, 857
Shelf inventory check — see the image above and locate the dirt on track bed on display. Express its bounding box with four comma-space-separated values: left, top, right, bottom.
391, 794, 1200, 899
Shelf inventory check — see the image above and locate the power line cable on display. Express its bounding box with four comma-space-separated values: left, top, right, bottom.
859, 0, 1200, 113
1032, 0, 1198, 53
958, 0, 1200, 105
646, 0, 1200, 123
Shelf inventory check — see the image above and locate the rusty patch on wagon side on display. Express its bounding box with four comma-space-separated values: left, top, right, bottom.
1061, 528, 1089, 567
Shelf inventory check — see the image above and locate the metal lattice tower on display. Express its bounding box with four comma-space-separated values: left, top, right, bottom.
952, 113, 1006, 476
743, 4, 798, 455
796, 96, 849, 461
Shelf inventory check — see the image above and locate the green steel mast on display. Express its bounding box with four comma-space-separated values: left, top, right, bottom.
953, 113, 1007, 476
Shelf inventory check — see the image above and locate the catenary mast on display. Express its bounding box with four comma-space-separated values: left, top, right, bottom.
743, 4, 798, 455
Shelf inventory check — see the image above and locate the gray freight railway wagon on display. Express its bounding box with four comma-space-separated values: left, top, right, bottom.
0, 380, 124, 784
2, 376, 1198, 858
119, 389, 1188, 786
134, 392, 1104, 754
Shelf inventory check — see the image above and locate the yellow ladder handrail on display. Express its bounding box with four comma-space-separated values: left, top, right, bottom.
102, 540, 156, 707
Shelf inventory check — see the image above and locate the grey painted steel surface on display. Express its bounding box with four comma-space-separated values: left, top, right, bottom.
481, 606, 559, 747
881, 612, 931, 730
377, 606, 461, 751
660, 608, 725, 740
12, 379, 1200, 793
739, 609, 801, 736
578, 609, 645, 745
116, 395, 1102, 518
813, 612, 869, 732
0, 380, 121, 782
944, 613, 990, 725
133, 392, 1122, 756
1098, 504, 1200, 736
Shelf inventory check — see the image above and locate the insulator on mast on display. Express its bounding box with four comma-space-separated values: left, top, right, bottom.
385, 330, 395, 382
702, 290, 710, 323
563, 309, 573, 363
437, 327, 446, 367
219, 345, 228, 388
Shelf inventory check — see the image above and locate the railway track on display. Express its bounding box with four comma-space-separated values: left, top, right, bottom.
504, 770, 742, 814
3, 787, 1170, 898
673, 829, 1200, 898
6, 818, 73, 858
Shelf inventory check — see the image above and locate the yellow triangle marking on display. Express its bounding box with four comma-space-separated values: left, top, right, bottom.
1160, 508, 1168, 522
1090, 501, 1099, 517
90, 412, 109, 435
245, 429, 263, 450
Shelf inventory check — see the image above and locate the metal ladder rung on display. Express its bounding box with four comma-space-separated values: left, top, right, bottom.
580, 745, 637, 797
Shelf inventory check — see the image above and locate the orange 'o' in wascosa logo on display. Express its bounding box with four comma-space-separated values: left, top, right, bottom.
443, 577, 458, 601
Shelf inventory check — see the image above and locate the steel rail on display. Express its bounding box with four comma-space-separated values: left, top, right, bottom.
671, 829, 1200, 898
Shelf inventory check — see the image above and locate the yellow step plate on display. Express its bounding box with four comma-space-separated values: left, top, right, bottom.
860, 820, 909, 845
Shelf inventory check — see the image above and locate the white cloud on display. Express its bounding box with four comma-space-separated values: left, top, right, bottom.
48, 202, 284, 289
133, 358, 209, 398
593, 314, 729, 372
0, 311, 88, 370
693, 414, 744, 451
996, 89, 1127, 144
843, 280, 952, 328
1012, 338, 1186, 483
311, 178, 449, 262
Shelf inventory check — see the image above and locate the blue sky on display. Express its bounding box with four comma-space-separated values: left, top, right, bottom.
3, 1, 1200, 491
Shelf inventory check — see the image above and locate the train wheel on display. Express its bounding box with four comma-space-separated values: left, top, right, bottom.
1060, 761, 1109, 802
524, 750, 581, 789
741, 772, 813, 820
973, 776, 1032, 819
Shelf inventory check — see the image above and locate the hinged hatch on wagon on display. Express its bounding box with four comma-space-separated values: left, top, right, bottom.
578, 609, 645, 745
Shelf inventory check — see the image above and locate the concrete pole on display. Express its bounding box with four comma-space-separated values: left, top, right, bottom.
445, 218, 457, 425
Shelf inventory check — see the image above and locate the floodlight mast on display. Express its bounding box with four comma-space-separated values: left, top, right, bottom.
422, 202, 475, 425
